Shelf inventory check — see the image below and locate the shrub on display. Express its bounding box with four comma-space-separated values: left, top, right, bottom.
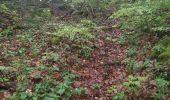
65, 0, 111, 17
110, 0, 170, 39
155, 77, 170, 100
10, 71, 80, 100
123, 75, 147, 97
34, 8, 52, 18
151, 37, 170, 62
91, 83, 101, 90
51, 24, 94, 44
0, 4, 9, 13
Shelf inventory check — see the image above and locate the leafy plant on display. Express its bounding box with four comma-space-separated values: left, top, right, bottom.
0, 4, 9, 11
11, 92, 31, 100
80, 46, 93, 58
80, 19, 96, 28
113, 92, 126, 100
18, 47, 26, 56
107, 85, 117, 93
152, 44, 165, 55
151, 37, 170, 62
35, 8, 52, 18
159, 46, 170, 60
10, 71, 80, 100
142, 59, 152, 68
51, 24, 94, 44
155, 77, 170, 100
66, 0, 111, 17
42, 52, 60, 62
127, 47, 137, 57
111, 0, 170, 37
117, 35, 126, 44
125, 58, 138, 72
125, 58, 154, 74
123, 75, 146, 93
91, 83, 101, 90
0, 26, 13, 37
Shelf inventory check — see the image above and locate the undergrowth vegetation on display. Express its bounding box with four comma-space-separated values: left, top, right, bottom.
109, 0, 170, 99
0, 0, 170, 99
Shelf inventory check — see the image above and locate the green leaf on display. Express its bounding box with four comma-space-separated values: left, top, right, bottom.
20, 92, 28, 99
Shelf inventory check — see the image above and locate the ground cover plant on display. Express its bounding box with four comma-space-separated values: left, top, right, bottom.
0, 0, 170, 99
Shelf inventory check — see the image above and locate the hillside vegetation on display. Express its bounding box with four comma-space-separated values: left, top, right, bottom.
0, 0, 170, 99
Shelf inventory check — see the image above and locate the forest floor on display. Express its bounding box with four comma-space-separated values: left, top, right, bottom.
68, 23, 128, 99
0, 14, 131, 99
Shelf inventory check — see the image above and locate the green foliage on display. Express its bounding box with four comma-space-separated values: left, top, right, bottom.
80, 46, 93, 58
56, 82, 72, 97
66, 0, 111, 16
11, 60, 25, 69
107, 85, 117, 93
117, 33, 139, 45
125, 58, 153, 73
142, 59, 152, 68
91, 83, 101, 90
155, 77, 170, 100
123, 75, 146, 92
12, 92, 30, 100
125, 58, 137, 72
42, 52, 60, 62
151, 37, 170, 62
51, 23, 95, 59
111, 0, 170, 41
0, 66, 17, 83
117, 35, 126, 44
151, 44, 166, 57
0, 4, 9, 13
11, 71, 80, 100
0, 26, 13, 37
127, 47, 137, 57
80, 19, 97, 28
34, 8, 52, 18
53, 24, 94, 41
159, 46, 170, 60
2, 0, 170, 99
25, 17, 45, 28
113, 92, 126, 100
159, 37, 170, 46
18, 47, 26, 56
